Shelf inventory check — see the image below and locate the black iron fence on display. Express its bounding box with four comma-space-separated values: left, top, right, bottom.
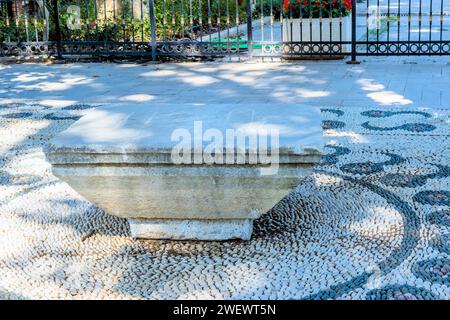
1, 0, 449, 60
357, 0, 450, 55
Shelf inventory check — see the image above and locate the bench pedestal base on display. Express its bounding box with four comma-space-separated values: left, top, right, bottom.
128, 218, 253, 241
44, 103, 324, 242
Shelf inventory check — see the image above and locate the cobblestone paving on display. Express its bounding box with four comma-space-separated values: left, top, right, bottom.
0, 102, 448, 300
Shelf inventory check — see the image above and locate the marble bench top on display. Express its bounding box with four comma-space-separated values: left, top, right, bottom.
46, 103, 323, 164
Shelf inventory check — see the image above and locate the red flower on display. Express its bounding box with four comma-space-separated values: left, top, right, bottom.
345, 0, 352, 10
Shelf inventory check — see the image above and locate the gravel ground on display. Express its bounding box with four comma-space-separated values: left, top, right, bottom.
0, 102, 449, 300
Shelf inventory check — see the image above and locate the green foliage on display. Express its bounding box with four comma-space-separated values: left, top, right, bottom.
253, 0, 281, 18
283, 0, 352, 19
154, 0, 247, 39
0, 14, 46, 42
58, 0, 248, 41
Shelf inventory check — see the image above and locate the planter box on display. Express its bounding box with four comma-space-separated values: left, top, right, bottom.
282, 16, 351, 54
44, 103, 323, 241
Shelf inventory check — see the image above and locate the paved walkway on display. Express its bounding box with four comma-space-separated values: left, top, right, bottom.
1, 57, 449, 109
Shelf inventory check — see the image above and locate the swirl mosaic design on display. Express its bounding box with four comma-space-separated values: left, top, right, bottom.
2, 112, 33, 119
361, 110, 432, 118
361, 121, 436, 133
0, 103, 448, 300
0, 170, 41, 186
322, 120, 345, 130
0, 103, 28, 109
412, 258, 449, 286
340, 152, 404, 175
322, 145, 351, 165
366, 285, 439, 300
43, 113, 82, 121
427, 210, 450, 228
431, 234, 450, 255
320, 108, 345, 117
414, 191, 450, 206
61, 104, 96, 111
380, 165, 449, 188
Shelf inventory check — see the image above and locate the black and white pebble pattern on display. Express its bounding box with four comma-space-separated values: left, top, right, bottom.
0, 103, 448, 300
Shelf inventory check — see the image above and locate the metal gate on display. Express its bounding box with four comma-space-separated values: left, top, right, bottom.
0, 0, 449, 60
356, 0, 450, 56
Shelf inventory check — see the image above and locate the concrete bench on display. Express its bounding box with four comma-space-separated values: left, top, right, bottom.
44, 103, 323, 240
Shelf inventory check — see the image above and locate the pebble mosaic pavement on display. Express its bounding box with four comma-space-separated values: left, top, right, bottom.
0, 102, 448, 300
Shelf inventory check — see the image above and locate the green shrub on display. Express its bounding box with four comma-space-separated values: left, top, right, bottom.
0, 14, 46, 42
253, 0, 281, 19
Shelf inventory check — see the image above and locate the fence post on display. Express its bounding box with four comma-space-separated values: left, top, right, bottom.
149, 0, 157, 63
51, 0, 62, 60
347, 0, 360, 64
246, 0, 253, 60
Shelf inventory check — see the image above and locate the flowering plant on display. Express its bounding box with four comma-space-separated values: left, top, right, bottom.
283, 0, 352, 18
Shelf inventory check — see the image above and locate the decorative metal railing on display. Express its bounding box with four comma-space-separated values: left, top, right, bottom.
357, 0, 450, 56
0, 0, 449, 60
1, 0, 52, 55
